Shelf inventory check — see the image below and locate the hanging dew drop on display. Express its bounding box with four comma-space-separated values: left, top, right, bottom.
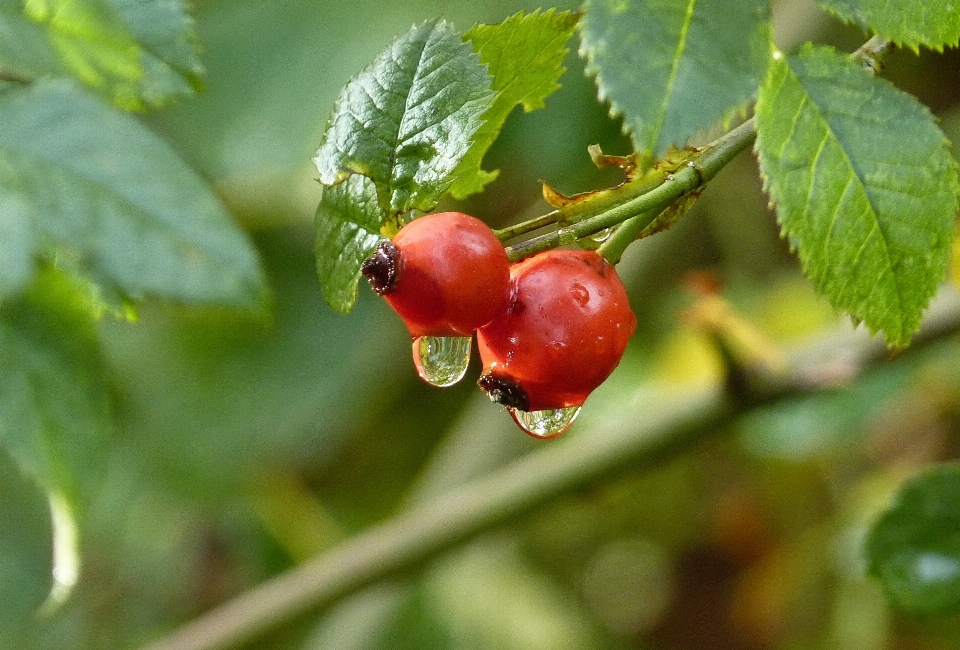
411, 336, 472, 387
508, 406, 582, 439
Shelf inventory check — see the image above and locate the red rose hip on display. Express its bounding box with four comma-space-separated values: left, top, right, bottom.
477, 249, 636, 435
361, 212, 511, 387
362, 212, 511, 338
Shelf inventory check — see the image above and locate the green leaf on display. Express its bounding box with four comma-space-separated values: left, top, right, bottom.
3, 0, 202, 109
0, 80, 266, 307
315, 175, 386, 314
579, 0, 770, 161
107, 0, 202, 73
0, 447, 53, 632
754, 45, 959, 347
0, 270, 111, 514
867, 462, 960, 614
313, 19, 493, 221
816, 0, 960, 52
449, 9, 580, 199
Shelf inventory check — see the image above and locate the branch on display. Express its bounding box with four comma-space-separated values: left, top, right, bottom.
140, 288, 960, 650
851, 34, 893, 73
503, 118, 758, 262
0, 68, 32, 85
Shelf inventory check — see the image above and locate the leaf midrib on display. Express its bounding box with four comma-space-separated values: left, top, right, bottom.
783, 56, 906, 329
395, 22, 445, 153
652, 0, 697, 153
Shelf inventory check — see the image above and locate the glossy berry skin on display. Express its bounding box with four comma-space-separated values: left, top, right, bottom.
477, 249, 636, 411
361, 212, 510, 338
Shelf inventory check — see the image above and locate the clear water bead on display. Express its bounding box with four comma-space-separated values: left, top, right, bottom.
412, 336, 472, 387
589, 227, 614, 243
509, 406, 582, 439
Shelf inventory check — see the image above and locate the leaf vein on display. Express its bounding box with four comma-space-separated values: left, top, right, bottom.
653, 0, 697, 152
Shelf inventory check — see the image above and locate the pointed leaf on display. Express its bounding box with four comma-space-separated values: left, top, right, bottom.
867, 462, 960, 614
449, 9, 580, 199
315, 175, 386, 314
0, 80, 266, 307
0, 270, 111, 515
816, 0, 960, 52
313, 19, 493, 220
579, 0, 770, 160
15, 0, 203, 109
107, 0, 203, 75
754, 46, 958, 347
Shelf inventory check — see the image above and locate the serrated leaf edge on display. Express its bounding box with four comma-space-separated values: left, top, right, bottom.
816, 3, 960, 53
578, 0, 772, 160
754, 47, 960, 346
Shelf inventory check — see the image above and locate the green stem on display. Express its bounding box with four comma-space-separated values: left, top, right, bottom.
504, 118, 758, 263
0, 68, 32, 85
493, 211, 561, 242
596, 207, 662, 264
851, 34, 892, 73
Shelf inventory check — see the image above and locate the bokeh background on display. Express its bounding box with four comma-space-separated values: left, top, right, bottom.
18, 0, 960, 648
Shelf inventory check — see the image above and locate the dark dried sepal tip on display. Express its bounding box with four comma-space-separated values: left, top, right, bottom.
361, 240, 400, 295
477, 373, 530, 412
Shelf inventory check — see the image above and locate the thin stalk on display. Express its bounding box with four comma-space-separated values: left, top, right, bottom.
851, 35, 893, 73
493, 210, 561, 242
0, 68, 32, 85
505, 118, 758, 262
596, 206, 662, 264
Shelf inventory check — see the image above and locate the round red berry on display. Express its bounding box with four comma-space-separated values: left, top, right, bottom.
477, 249, 636, 411
361, 212, 510, 338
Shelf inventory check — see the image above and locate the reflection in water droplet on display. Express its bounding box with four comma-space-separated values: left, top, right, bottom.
569, 282, 589, 306
913, 553, 960, 585
557, 227, 578, 245
412, 336, 472, 387
509, 406, 581, 439
589, 227, 614, 243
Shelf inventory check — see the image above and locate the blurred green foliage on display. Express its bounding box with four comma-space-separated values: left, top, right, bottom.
2, 1, 960, 649
868, 462, 960, 615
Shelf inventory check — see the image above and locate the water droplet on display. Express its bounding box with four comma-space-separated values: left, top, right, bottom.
557, 227, 578, 245
412, 336, 472, 387
589, 227, 614, 243
569, 282, 589, 306
508, 406, 581, 439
